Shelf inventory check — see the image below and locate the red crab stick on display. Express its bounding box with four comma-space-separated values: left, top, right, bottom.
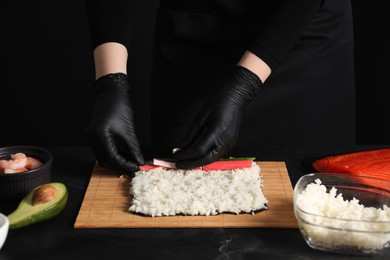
203, 160, 253, 171
139, 164, 161, 171
139, 158, 255, 171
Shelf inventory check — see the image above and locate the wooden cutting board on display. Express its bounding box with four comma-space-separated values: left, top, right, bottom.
74, 161, 298, 228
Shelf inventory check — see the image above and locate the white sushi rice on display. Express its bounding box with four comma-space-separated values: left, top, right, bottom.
295, 179, 390, 253
129, 162, 268, 217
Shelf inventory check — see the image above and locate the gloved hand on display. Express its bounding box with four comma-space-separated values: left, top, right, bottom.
86, 73, 144, 172
173, 65, 263, 169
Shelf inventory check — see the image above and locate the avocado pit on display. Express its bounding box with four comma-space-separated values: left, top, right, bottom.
32, 184, 58, 206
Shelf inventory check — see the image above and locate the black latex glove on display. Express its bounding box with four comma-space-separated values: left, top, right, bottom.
173, 65, 263, 169
86, 73, 144, 172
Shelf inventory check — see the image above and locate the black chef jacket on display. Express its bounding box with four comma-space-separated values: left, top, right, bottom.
86, 0, 355, 153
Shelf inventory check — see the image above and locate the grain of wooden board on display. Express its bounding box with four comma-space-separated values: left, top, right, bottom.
74, 161, 298, 228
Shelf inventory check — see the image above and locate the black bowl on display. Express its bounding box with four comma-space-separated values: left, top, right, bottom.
0, 146, 52, 201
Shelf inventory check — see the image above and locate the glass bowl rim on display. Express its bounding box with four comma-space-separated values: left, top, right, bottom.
295, 172, 390, 185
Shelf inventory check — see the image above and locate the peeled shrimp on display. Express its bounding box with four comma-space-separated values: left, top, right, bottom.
26, 156, 43, 169
4, 167, 29, 174
0, 153, 43, 174
0, 153, 27, 170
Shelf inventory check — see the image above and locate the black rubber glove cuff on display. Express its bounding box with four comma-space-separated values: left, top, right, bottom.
94, 72, 130, 94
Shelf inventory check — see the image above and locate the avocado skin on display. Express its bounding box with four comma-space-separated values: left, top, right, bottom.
8, 183, 68, 229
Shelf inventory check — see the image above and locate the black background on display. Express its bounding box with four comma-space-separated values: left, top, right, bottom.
0, 0, 389, 147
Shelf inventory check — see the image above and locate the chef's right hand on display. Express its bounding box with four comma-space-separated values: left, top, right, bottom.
86, 73, 144, 172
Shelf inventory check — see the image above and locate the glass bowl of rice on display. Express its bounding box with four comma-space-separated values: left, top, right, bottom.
293, 173, 390, 255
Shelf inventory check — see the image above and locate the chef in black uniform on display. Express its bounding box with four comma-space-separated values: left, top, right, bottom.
85, 0, 355, 172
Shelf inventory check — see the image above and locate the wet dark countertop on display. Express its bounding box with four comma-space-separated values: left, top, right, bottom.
0, 145, 389, 260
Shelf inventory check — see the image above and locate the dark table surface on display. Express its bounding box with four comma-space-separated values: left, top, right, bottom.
0, 145, 389, 260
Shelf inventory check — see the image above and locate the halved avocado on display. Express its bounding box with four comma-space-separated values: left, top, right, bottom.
8, 182, 68, 229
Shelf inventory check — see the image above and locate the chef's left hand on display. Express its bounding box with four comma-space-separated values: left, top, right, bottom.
173, 65, 263, 169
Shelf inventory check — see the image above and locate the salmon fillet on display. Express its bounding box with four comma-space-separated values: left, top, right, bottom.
312, 148, 390, 180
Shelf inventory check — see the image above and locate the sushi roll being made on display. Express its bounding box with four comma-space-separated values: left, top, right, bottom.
129, 158, 268, 217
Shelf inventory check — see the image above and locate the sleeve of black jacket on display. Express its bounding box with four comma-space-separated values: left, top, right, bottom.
246, 0, 323, 71
85, 0, 134, 50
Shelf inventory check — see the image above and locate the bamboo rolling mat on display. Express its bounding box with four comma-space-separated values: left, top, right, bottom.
74, 161, 298, 228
